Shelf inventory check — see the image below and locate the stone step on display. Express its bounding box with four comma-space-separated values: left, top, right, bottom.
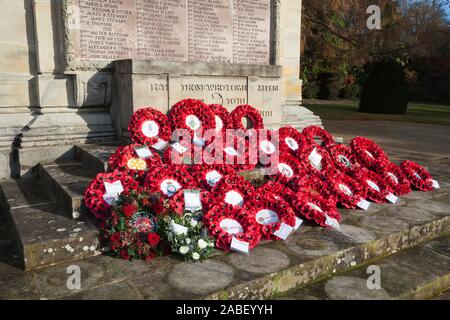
0, 178, 101, 271
277, 236, 450, 300
75, 144, 119, 174
38, 161, 98, 219
2, 186, 447, 300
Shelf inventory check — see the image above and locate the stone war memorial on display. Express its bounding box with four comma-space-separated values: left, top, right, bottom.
0, 0, 448, 301
0, 0, 321, 178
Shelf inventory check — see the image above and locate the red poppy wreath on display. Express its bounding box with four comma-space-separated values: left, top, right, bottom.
211, 174, 256, 208
168, 99, 215, 135
143, 164, 195, 199
302, 126, 336, 149
190, 164, 237, 190
328, 144, 362, 177
377, 162, 412, 196
84, 169, 139, 220
168, 189, 214, 216
400, 160, 436, 192
291, 192, 341, 229
207, 104, 232, 133
271, 153, 305, 188
277, 126, 309, 155
350, 137, 389, 170
354, 168, 392, 203
299, 145, 339, 179
328, 173, 368, 209
221, 138, 256, 172
128, 107, 172, 149
257, 130, 280, 165
108, 144, 162, 178
293, 174, 336, 205
257, 181, 297, 203
230, 104, 264, 130
203, 203, 261, 252
244, 193, 297, 241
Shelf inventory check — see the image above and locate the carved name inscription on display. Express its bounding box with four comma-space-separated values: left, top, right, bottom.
72, 0, 271, 65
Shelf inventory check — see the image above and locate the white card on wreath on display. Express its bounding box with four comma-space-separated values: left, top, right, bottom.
431, 179, 440, 189
294, 217, 304, 230
308, 148, 322, 167
193, 134, 206, 147
104, 181, 124, 197
152, 139, 169, 151
134, 145, 153, 159
205, 170, 222, 187
385, 193, 398, 204
103, 194, 117, 205
230, 237, 249, 254
184, 189, 202, 212
325, 215, 341, 231
273, 223, 294, 240
171, 142, 188, 154
357, 199, 371, 211
171, 222, 188, 235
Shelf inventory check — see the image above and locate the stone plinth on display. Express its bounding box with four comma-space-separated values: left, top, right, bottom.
113, 59, 284, 139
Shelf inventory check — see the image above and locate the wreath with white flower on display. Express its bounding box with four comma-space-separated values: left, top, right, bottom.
208, 103, 232, 133
377, 162, 412, 196
158, 213, 214, 262
328, 144, 362, 177
277, 126, 309, 155
302, 126, 336, 149
169, 99, 215, 135
400, 160, 435, 192
244, 192, 297, 241
350, 137, 389, 171
231, 104, 264, 130
128, 107, 171, 149
354, 168, 391, 203
211, 174, 256, 208
203, 203, 261, 252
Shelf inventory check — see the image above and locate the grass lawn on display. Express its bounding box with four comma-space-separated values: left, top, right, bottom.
303, 100, 450, 126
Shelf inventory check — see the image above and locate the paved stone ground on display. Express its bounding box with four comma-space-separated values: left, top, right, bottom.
0, 121, 449, 300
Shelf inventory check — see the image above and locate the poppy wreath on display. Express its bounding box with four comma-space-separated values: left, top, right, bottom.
257, 130, 280, 165
299, 145, 339, 179
350, 137, 389, 170
222, 138, 256, 172
244, 193, 296, 241
377, 162, 412, 196
128, 107, 172, 147
291, 191, 340, 228
84, 170, 139, 220
293, 174, 336, 205
302, 126, 336, 149
278, 126, 309, 155
168, 189, 214, 216
203, 203, 261, 252
168, 99, 215, 135
400, 160, 434, 192
354, 168, 391, 203
208, 104, 232, 133
108, 144, 163, 178
230, 104, 264, 130
328, 144, 362, 177
328, 173, 368, 209
271, 153, 305, 188
211, 174, 256, 208
190, 164, 236, 191
162, 141, 201, 165
257, 180, 296, 203
103, 190, 163, 262
143, 164, 196, 199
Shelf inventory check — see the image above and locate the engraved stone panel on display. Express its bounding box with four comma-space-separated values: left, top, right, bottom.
136, 0, 187, 61
76, 0, 136, 60
66, 0, 271, 67
233, 0, 271, 65
187, 0, 233, 63
180, 77, 247, 110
